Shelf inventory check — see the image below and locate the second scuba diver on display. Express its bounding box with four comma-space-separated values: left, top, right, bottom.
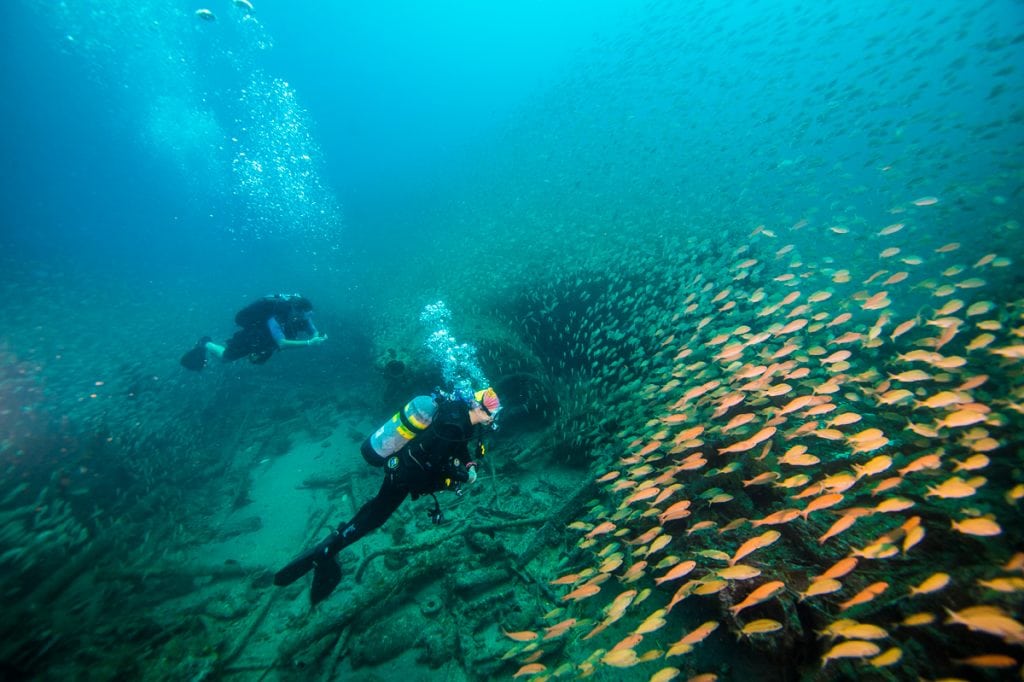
180, 293, 326, 371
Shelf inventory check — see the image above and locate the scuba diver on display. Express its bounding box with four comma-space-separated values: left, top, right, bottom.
273, 387, 502, 605
179, 293, 326, 371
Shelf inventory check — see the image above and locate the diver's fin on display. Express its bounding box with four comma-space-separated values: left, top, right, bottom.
273, 546, 320, 587
179, 337, 211, 371
310, 556, 342, 605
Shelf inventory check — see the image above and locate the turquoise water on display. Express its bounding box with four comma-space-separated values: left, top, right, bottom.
1, 1, 1021, 680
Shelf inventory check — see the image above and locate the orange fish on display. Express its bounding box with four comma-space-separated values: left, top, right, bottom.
673, 620, 719, 648
944, 605, 1024, 644
611, 633, 644, 651
621, 486, 662, 508
599, 554, 624, 574
821, 640, 881, 667
636, 609, 668, 635
603, 589, 638, 623
729, 581, 785, 616
901, 612, 936, 627
775, 319, 808, 335
543, 618, 577, 640
502, 627, 539, 642
853, 455, 892, 479
659, 500, 693, 524
862, 292, 890, 310
951, 517, 1001, 536
909, 572, 950, 597
512, 663, 546, 678
831, 331, 863, 345
817, 514, 859, 544
722, 413, 757, 432
673, 425, 706, 443
815, 557, 858, 581
655, 560, 697, 585
740, 618, 783, 636
637, 441, 662, 457
716, 565, 761, 581
826, 312, 852, 328
586, 521, 617, 538
936, 409, 987, 429
720, 431, 775, 454
621, 560, 648, 584
820, 472, 858, 493
729, 529, 781, 565
898, 452, 943, 475
550, 571, 587, 585
925, 477, 978, 499
800, 493, 844, 519
561, 582, 602, 602
629, 527, 662, 547
743, 472, 781, 487
871, 476, 904, 495
750, 509, 800, 527
665, 580, 698, 614
778, 395, 815, 415
826, 413, 861, 428
678, 454, 707, 471
873, 497, 914, 513
889, 369, 932, 382
804, 402, 836, 417
838, 582, 888, 611
601, 648, 640, 667
850, 436, 890, 454
902, 525, 926, 554
687, 520, 718, 534
799, 578, 842, 600
953, 654, 1019, 669
847, 427, 885, 444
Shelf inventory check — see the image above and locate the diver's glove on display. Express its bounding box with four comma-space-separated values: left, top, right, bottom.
466, 462, 478, 485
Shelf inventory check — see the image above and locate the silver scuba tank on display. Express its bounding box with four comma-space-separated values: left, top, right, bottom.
361, 395, 438, 464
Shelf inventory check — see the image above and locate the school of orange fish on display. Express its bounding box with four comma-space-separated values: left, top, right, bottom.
500, 210, 1023, 680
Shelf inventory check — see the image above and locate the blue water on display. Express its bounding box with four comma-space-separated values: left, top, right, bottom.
1, 1, 1022, 679
3, 2, 1021, 277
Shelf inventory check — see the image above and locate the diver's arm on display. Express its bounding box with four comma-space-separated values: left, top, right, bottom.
277, 335, 326, 349
268, 317, 326, 349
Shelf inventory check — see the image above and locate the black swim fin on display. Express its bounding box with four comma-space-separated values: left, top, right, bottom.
310, 556, 342, 605
273, 545, 320, 587
274, 532, 344, 605
179, 337, 211, 371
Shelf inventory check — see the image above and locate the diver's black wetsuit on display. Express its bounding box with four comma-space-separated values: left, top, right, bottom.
334, 398, 476, 547
223, 296, 317, 363
273, 398, 479, 603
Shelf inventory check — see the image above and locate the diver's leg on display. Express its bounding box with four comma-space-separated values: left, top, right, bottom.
273, 478, 407, 603
331, 479, 408, 552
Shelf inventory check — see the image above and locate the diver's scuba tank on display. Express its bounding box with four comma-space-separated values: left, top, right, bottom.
360, 395, 439, 466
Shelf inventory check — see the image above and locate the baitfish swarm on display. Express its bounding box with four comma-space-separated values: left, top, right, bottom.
501, 209, 1023, 679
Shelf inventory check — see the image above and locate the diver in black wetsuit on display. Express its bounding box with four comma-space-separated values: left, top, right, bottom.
274, 389, 502, 604
179, 293, 326, 371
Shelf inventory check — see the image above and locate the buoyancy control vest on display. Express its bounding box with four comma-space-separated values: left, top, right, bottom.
234, 294, 312, 330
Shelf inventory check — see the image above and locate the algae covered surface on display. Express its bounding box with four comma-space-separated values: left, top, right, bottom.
1, 1, 1022, 680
